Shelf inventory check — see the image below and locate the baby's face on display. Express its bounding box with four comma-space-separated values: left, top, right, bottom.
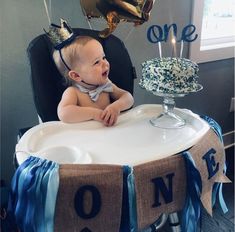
74, 39, 110, 86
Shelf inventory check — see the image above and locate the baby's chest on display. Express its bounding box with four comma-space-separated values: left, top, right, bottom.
77, 92, 111, 109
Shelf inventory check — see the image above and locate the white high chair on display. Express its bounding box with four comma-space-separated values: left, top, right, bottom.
17, 28, 182, 232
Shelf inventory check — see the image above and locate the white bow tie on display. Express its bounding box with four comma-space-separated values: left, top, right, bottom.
74, 81, 113, 102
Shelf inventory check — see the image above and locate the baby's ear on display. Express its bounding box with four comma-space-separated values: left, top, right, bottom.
68, 70, 82, 82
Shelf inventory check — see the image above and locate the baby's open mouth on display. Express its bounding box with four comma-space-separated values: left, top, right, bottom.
102, 70, 109, 77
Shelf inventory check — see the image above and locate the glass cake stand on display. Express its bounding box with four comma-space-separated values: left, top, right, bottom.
150, 92, 188, 129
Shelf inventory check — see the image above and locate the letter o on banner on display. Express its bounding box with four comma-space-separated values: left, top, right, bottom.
74, 185, 101, 219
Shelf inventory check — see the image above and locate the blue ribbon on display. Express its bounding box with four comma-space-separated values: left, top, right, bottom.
24, 159, 48, 232
200, 115, 223, 142
200, 115, 229, 214
8, 156, 59, 232
218, 175, 229, 214
15, 157, 42, 230
123, 165, 138, 232
120, 166, 130, 232
181, 151, 202, 232
43, 163, 59, 232
8, 156, 35, 215
212, 163, 228, 214
35, 160, 52, 232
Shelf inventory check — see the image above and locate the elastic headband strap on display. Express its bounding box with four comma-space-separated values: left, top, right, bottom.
59, 49, 71, 71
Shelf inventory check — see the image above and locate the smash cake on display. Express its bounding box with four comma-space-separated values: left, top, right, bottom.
140, 57, 202, 95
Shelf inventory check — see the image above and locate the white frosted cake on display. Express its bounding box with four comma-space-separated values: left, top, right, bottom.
140, 57, 202, 94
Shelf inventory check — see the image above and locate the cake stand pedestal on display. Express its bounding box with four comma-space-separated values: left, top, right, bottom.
150, 92, 186, 129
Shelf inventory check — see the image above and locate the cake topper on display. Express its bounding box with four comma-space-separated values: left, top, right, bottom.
147, 23, 198, 58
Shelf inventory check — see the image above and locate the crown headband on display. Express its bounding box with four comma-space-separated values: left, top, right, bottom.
44, 18, 77, 71
44, 18, 76, 50
44, 19, 98, 87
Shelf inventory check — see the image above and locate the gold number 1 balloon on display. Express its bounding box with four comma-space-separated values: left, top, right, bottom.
80, 0, 156, 38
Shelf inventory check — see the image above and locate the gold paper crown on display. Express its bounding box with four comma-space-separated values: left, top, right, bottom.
44, 18, 75, 50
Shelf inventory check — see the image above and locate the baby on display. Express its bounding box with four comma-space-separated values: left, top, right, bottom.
53, 36, 134, 126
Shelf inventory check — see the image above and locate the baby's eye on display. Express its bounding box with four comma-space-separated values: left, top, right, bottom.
94, 60, 100, 65
103, 56, 106, 60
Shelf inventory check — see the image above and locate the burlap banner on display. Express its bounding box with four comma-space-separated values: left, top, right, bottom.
54, 164, 123, 232
10, 129, 231, 232
133, 129, 231, 231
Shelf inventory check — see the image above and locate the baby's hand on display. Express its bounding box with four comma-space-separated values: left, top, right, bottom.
92, 108, 104, 123
101, 105, 120, 126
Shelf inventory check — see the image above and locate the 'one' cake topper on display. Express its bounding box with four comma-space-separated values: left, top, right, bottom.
146, 23, 198, 58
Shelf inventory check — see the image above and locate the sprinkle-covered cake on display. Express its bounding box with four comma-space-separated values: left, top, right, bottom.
140, 57, 202, 94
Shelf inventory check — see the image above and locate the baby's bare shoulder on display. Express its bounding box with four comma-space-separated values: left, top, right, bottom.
60, 86, 78, 101
65, 86, 77, 92
63, 86, 80, 96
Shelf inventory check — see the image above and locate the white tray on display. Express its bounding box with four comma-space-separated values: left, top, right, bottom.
16, 104, 210, 165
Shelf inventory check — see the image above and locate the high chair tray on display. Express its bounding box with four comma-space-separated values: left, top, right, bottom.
16, 104, 210, 165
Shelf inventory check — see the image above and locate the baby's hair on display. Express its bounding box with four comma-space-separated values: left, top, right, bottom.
53, 35, 95, 85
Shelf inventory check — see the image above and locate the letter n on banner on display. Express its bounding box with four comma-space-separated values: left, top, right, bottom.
54, 164, 123, 232
133, 155, 186, 231
152, 173, 175, 207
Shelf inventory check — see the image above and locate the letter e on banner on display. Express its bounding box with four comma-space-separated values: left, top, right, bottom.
202, 148, 219, 180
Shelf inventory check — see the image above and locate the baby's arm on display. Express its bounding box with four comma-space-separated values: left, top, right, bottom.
101, 84, 134, 126
57, 87, 103, 123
